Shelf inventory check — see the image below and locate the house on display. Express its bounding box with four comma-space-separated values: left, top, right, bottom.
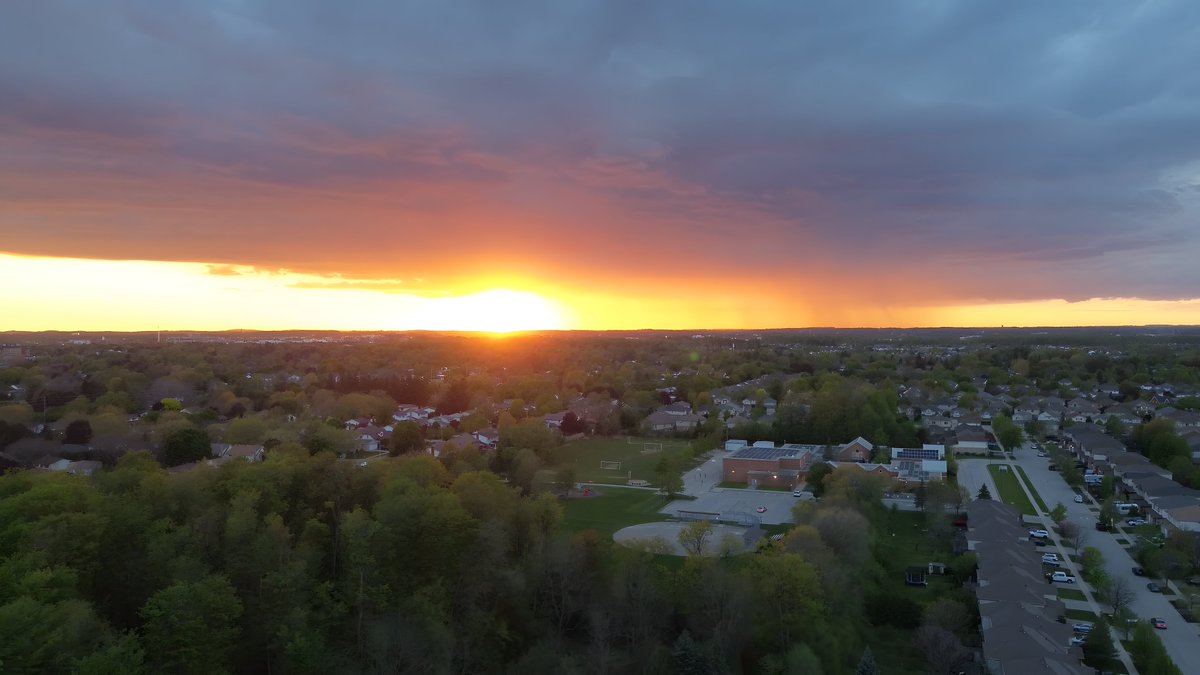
210, 443, 266, 462
644, 406, 702, 433
951, 426, 991, 456
473, 427, 499, 448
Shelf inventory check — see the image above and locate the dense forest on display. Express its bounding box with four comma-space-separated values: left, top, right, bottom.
0, 445, 969, 674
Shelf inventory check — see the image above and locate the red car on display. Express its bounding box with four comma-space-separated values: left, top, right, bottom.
1151, 617, 1167, 630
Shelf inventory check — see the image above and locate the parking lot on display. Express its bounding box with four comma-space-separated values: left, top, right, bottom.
660, 451, 799, 526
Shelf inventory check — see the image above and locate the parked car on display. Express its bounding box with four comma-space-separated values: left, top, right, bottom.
1042, 553, 1060, 562
1074, 494, 1084, 503
1071, 622, 1092, 633
1132, 566, 1146, 576
1048, 464, 1059, 471
1147, 582, 1162, 593
1049, 571, 1077, 584
1029, 529, 1050, 539
1037, 451, 1047, 457
1070, 636, 1085, 646
1095, 521, 1111, 532
1188, 576, 1200, 586
1151, 617, 1167, 630
1126, 518, 1147, 527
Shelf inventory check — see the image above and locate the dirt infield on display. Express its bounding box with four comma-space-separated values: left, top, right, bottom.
613, 521, 761, 556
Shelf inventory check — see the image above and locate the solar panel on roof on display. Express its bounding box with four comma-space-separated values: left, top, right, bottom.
894, 448, 940, 460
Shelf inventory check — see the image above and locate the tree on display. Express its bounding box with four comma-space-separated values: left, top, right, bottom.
223, 416, 266, 444
1060, 521, 1088, 554
1081, 618, 1117, 671
678, 520, 714, 556
1104, 415, 1125, 437
1129, 622, 1184, 675
655, 456, 683, 499
855, 646, 878, 675
63, 418, 93, 445
916, 625, 972, 675
140, 575, 243, 675
1103, 576, 1136, 639
991, 414, 1023, 450
1080, 547, 1107, 587
976, 484, 991, 500
1049, 502, 1068, 525
671, 630, 712, 675
162, 427, 210, 466
389, 421, 424, 456
805, 462, 833, 498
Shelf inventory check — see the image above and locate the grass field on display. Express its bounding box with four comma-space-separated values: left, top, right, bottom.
1064, 608, 1098, 622
565, 436, 696, 484
868, 510, 961, 675
561, 485, 671, 537
1058, 588, 1087, 601
1015, 466, 1049, 512
987, 464, 1037, 516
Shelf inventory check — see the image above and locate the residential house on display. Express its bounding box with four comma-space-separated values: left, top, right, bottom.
210, 443, 265, 462
473, 427, 500, 448
645, 402, 702, 433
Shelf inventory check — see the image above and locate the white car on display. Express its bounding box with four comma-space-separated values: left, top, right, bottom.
1029, 529, 1050, 539
1071, 622, 1093, 633
1050, 571, 1077, 584
1041, 553, 1060, 562
1037, 451, 1047, 457
1074, 495, 1084, 503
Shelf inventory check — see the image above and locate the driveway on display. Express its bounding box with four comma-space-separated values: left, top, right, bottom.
1011, 443, 1200, 670
955, 458, 1001, 502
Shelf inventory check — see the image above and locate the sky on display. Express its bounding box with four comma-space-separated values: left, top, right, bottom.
3, 1, 1200, 331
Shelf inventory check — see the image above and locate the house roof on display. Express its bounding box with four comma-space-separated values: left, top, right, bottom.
729, 445, 811, 461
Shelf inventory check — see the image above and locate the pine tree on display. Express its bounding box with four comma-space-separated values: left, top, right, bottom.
672, 630, 712, 675
1081, 619, 1117, 671
855, 646, 878, 675
976, 484, 991, 500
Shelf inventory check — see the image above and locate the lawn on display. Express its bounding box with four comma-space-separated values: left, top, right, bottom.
565, 436, 696, 484
561, 485, 672, 538
1015, 466, 1049, 512
1058, 588, 1087, 601
987, 464, 1037, 516
1064, 608, 1098, 622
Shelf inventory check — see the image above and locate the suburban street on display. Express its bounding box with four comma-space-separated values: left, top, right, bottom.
1007, 444, 1200, 672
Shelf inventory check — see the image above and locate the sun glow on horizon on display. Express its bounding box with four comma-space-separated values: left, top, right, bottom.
0, 254, 569, 333
5, 253, 1200, 331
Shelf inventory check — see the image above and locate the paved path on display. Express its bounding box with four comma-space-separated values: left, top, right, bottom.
1011, 443, 1200, 672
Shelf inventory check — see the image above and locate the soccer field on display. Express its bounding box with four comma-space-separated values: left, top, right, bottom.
565, 436, 694, 484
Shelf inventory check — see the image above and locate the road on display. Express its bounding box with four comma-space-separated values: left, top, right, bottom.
1010, 443, 1200, 672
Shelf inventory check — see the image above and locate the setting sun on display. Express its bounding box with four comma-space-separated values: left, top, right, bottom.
405, 289, 568, 333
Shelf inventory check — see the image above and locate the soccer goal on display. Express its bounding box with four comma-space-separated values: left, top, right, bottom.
642, 442, 663, 454
600, 460, 622, 470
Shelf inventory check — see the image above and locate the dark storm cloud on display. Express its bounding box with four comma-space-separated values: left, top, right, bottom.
2, 0, 1200, 302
